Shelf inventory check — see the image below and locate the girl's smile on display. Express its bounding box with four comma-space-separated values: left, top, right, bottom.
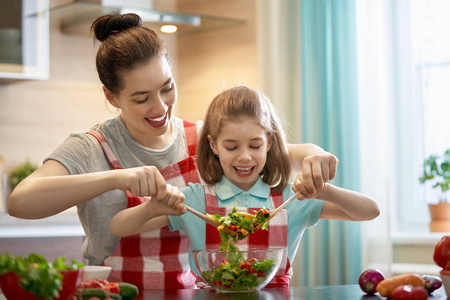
209, 116, 272, 191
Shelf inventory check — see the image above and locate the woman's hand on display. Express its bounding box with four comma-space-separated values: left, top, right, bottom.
114, 166, 168, 200
292, 152, 339, 199
110, 184, 186, 237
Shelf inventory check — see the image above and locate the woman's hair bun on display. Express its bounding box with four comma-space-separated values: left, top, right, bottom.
91, 13, 143, 42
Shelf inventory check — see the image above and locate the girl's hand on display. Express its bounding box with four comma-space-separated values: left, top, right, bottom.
294, 152, 338, 197
114, 166, 167, 200
292, 172, 329, 200
148, 184, 186, 216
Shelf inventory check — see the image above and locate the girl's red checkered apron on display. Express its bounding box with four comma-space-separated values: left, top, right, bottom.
87, 120, 200, 290
197, 185, 291, 288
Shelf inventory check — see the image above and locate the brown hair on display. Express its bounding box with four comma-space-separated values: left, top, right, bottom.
197, 85, 291, 192
91, 13, 171, 95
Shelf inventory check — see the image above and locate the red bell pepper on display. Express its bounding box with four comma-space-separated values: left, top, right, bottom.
433, 235, 450, 269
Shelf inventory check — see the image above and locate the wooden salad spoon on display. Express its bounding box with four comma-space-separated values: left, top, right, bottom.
253, 191, 300, 232
183, 204, 238, 236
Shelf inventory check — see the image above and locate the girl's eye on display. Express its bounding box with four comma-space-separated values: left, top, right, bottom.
226, 147, 237, 151
250, 145, 262, 149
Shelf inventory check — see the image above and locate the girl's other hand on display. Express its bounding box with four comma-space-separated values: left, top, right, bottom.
149, 184, 186, 216
115, 166, 167, 199
295, 152, 338, 197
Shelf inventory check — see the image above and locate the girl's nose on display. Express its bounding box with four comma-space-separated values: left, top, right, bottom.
238, 148, 251, 161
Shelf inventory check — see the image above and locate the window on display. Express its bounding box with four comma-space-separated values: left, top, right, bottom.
357, 0, 450, 237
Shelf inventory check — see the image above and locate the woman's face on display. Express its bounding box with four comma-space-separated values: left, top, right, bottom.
106, 55, 177, 149
209, 117, 272, 191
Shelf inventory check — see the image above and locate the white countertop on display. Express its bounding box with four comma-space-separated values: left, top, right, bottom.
0, 212, 84, 238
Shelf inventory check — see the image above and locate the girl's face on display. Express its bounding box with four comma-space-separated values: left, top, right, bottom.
209, 117, 272, 191
105, 55, 177, 149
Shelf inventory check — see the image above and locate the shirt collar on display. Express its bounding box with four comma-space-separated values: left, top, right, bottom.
215, 176, 271, 201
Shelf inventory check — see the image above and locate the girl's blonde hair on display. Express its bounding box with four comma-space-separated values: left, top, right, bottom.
197, 85, 291, 192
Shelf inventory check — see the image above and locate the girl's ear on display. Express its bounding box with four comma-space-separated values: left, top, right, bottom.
208, 135, 219, 155
267, 134, 273, 152
103, 86, 120, 108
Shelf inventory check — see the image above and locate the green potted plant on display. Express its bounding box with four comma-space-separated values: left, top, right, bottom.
9, 159, 38, 191
419, 149, 450, 232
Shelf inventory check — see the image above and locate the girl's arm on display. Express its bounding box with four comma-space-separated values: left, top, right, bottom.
316, 184, 380, 221
287, 143, 339, 195
110, 184, 186, 237
8, 159, 168, 219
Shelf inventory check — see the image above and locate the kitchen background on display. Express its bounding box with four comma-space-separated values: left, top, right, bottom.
0, 0, 445, 286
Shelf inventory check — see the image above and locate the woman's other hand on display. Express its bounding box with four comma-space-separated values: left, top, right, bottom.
115, 166, 168, 200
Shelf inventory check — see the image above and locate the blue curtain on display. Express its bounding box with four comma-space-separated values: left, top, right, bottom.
300, 0, 361, 285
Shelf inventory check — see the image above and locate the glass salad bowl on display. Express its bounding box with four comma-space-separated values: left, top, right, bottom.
193, 248, 284, 292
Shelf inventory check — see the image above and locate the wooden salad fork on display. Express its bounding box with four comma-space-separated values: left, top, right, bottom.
183, 204, 238, 236
253, 191, 300, 232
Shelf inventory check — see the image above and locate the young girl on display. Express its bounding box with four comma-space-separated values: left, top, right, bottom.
110, 85, 380, 288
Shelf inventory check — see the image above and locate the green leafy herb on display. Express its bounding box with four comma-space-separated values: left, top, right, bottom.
0, 252, 84, 300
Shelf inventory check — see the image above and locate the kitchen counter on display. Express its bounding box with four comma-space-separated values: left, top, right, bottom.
0, 284, 445, 299
124, 285, 446, 300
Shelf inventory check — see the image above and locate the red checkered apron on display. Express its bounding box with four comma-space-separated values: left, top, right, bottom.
198, 185, 291, 288
86, 120, 200, 289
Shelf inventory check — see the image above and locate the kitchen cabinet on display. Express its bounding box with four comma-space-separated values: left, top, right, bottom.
0, 0, 49, 81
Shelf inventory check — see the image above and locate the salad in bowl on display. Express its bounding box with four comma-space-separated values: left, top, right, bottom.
193, 248, 284, 292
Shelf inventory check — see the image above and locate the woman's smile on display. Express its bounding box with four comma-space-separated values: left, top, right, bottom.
145, 112, 168, 128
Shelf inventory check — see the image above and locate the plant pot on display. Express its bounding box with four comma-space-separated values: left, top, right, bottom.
429, 203, 450, 232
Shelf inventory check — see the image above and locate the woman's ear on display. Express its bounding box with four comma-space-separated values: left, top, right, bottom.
208, 135, 219, 155
103, 86, 120, 108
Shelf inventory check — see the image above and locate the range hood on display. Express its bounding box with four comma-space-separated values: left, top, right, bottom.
49, 0, 244, 36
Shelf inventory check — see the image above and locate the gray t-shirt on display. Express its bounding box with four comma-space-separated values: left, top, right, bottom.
45, 116, 200, 265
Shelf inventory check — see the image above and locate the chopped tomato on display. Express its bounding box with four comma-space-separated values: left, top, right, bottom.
80, 278, 109, 289
228, 225, 236, 231
101, 282, 120, 294
222, 259, 230, 265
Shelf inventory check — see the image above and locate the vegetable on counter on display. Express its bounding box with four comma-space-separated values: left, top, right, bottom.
78, 279, 138, 300
376, 273, 425, 298
433, 235, 450, 270
0, 252, 84, 300
391, 285, 428, 300
422, 274, 442, 294
358, 268, 385, 294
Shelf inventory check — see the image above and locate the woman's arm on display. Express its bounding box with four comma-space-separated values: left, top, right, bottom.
287, 143, 339, 195
110, 185, 186, 237
317, 184, 380, 221
8, 159, 168, 219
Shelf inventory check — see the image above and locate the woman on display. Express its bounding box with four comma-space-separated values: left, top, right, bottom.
7, 13, 338, 289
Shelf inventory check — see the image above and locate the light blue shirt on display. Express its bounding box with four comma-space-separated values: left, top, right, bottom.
168, 176, 324, 275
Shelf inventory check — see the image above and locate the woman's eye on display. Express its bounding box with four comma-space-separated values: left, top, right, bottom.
136, 98, 148, 104
250, 145, 262, 149
162, 85, 174, 93
225, 147, 237, 151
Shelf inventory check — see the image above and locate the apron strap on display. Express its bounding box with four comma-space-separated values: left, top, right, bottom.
86, 130, 123, 170
182, 120, 198, 157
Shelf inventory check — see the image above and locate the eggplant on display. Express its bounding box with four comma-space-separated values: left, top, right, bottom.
358, 268, 385, 294
422, 275, 442, 294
